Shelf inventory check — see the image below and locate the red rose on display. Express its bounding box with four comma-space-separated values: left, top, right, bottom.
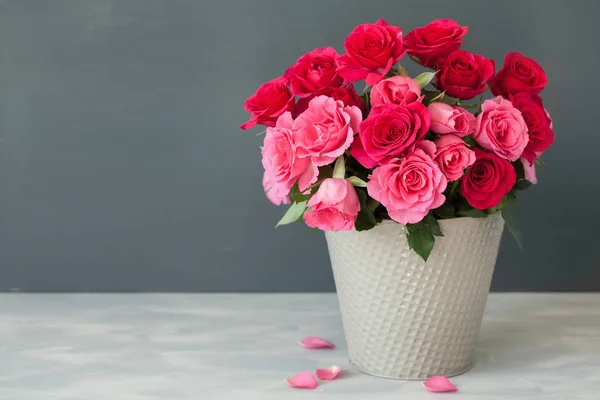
490, 52, 547, 97
330, 85, 366, 113
284, 47, 343, 98
337, 19, 405, 86
509, 93, 554, 163
460, 148, 516, 210
295, 85, 366, 116
404, 19, 468, 67
435, 50, 495, 100
241, 77, 295, 130
349, 103, 430, 168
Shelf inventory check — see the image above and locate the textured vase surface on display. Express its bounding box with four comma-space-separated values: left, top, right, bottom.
325, 213, 505, 380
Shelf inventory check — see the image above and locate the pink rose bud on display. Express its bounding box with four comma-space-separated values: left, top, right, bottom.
428, 102, 475, 136
303, 179, 360, 231
433, 134, 476, 181
370, 76, 422, 107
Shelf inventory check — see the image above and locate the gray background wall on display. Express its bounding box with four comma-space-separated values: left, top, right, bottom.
0, 0, 598, 292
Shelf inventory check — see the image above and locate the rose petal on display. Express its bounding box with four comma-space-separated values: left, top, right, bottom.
316, 365, 342, 380
422, 376, 458, 393
521, 156, 537, 184
285, 372, 318, 389
300, 337, 335, 349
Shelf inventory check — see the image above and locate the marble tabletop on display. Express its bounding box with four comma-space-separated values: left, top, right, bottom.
0, 293, 599, 400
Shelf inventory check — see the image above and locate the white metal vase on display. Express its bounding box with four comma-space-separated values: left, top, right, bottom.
324, 213, 505, 380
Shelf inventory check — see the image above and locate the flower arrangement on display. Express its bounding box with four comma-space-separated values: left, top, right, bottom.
241, 18, 553, 261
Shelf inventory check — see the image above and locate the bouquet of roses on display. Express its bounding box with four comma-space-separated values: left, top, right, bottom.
241, 18, 553, 261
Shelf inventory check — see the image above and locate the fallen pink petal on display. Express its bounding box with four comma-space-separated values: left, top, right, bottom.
316, 365, 342, 380
300, 336, 335, 349
422, 376, 458, 393
285, 372, 318, 389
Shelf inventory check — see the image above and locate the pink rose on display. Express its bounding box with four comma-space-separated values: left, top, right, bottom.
370, 76, 422, 107
293, 95, 362, 166
261, 112, 318, 196
433, 134, 476, 181
367, 141, 447, 224
262, 172, 291, 205
304, 178, 360, 231
337, 19, 405, 86
284, 47, 343, 98
474, 96, 529, 161
350, 103, 430, 168
241, 77, 295, 130
428, 102, 475, 136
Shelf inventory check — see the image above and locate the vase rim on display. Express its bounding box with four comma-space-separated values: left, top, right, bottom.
377, 211, 502, 226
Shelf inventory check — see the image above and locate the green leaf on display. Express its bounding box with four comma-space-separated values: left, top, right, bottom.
423, 214, 444, 237
462, 135, 477, 148
456, 198, 488, 218
289, 183, 311, 203
423, 90, 445, 105
405, 214, 443, 262
439, 93, 461, 106
355, 189, 377, 231
457, 208, 488, 218
367, 198, 380, 213
332, 156, 346, 179
347, 176, 367, 187
275, 201, 307, 227
512, 159, 525, 180
359, 91, 371, 113
502, 196, 523, 251
414, 71, 436, 88
434, 203, 455, 219
513, 180, 533, 191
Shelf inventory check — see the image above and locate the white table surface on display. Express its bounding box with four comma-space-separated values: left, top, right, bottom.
0, 293, 598, 400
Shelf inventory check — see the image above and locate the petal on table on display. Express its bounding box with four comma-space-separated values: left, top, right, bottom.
300, 337, 335, 349
316, 365, 342, 380
285, 372, 318, 389
422, 376, 458, 393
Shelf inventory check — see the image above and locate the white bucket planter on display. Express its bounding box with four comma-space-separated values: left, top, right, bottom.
325, 213, 505, 380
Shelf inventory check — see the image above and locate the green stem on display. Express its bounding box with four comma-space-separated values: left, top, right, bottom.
448, 180, 459, 201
